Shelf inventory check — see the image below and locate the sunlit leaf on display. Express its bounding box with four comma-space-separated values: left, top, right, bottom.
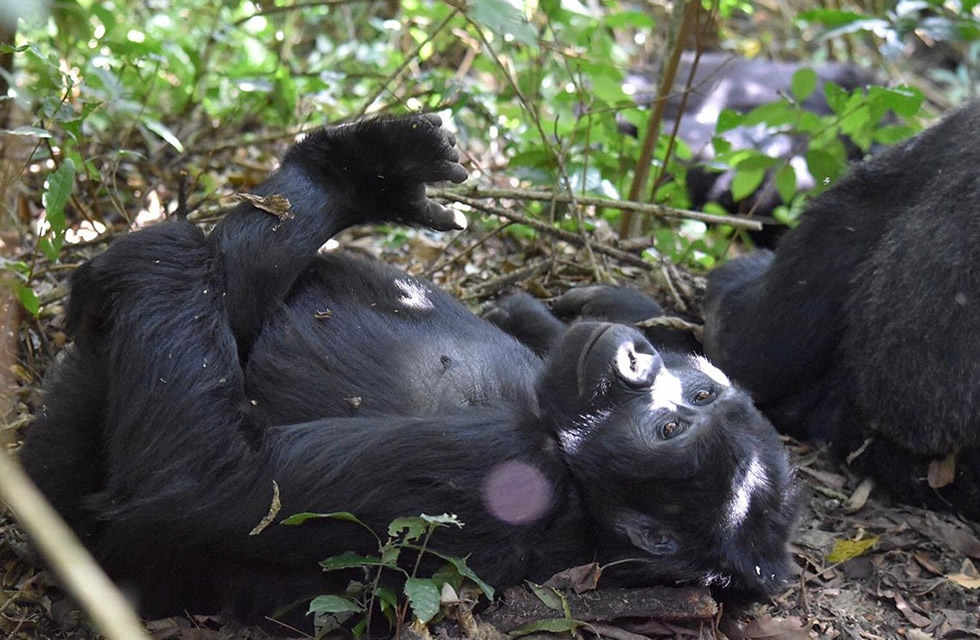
827, 536, 879, 564
404, 578, 440, 623
308, 595, 363, 614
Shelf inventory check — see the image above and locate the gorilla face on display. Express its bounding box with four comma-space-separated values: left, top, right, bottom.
537, 323, 798, 594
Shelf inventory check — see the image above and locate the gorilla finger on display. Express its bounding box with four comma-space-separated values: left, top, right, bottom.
420, 113, 442, 128
417, 201, 467, 231
417, 159, 467, 184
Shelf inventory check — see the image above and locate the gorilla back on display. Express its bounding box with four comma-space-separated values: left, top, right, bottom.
20, 115, 797, 622
702, 102, 980, 520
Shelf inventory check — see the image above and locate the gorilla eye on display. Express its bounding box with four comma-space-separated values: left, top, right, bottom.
660, 421, 686, 439
692, 389, 715, 404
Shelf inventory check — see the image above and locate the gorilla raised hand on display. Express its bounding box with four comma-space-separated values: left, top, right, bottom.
702, 103, 980, 520
20, 115, 797, 622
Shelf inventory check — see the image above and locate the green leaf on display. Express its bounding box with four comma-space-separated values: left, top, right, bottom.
509, 618, 583, 637
603, 11, 655, 29
282, 510, 367, 527
404, 578, 440, 623
319, 552, 386, 571
731, 167, 767, 203
422, 549, 494, 600
16, 285, 39, 317
805, 148, 845, 187
420, 513, 464, 528
774, 165, 797, 204
43, 159, 75, 235
374, 586, 398, 612
827, 536, 879, 564
380, 544, 401, 565
468, 0, 537, 46
40, 159, 75, 261
527, 583, 568, 616
824, 82, 848, 114
867, 85, 924, 119
797, 8, 867, 27
141, 116, 185, 152
711, 136, 732, 155
388, 516, 426, 542
308, 595, 364, 614
741, 100, 796, 127
716, 108, 744, 133
791, 68, 818, 102
839, 103, 872, 150
873, 124, 918, 145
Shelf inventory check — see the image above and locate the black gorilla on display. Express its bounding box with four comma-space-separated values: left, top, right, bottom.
700, 102, 980, 520
19, 115, 797, 622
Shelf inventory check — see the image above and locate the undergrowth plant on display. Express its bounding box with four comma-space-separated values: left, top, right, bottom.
281, 511, 493, 639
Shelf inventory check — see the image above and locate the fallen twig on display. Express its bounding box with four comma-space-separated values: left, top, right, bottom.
431, 185, 763, 231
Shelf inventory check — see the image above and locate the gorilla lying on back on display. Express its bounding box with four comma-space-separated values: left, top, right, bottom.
19, 114, 797, 621
548, 104, 980, 521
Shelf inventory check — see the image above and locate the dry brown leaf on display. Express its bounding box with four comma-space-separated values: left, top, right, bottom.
844, 476, 874, 512
740, 614, 811, 639
913, 552, 943, 576
927, 514, 980, 559
947, 558, 980, 589
927, 452, 956, 489
542, 562, 601, 594
233, 192, 293, 220
888, 590, 930, 627
247, 480, 280, 535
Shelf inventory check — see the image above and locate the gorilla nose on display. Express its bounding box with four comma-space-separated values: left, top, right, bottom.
575, 323, 662, 390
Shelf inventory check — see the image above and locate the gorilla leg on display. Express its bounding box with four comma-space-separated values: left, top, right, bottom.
208, 115, 467, 357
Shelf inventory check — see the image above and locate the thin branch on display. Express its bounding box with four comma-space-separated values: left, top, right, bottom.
438, 193, 654, 271
0, 451, 152, 640
430, 186, 763, 231
233, 0, 367, 26
464, 15, 602, 281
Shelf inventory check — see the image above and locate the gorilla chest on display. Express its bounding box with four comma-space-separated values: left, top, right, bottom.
244, 284, 541, 421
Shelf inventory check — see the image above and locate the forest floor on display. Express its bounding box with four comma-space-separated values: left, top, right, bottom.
0, 117, 978, 639
1, 226, 978, 640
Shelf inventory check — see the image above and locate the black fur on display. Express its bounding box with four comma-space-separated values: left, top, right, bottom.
20, 115, 797, 623
702, 102, 980, 520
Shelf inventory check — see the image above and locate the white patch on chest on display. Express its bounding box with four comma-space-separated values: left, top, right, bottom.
395, 279, 434, 310
727, 455, 768, 529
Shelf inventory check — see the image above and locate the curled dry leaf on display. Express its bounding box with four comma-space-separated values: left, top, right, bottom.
927, 452, 956, 489
248, 480, 281, 535
233, 192, 293, 220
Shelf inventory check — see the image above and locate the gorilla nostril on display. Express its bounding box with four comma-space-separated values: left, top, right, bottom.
615, 343, 661, 386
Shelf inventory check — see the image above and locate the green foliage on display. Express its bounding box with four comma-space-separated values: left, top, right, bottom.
4, 0, 943, 312
801, 0, 980, 105
282, 511, 491, 638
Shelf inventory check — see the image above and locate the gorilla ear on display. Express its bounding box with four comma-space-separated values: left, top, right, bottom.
617, 512, 678, 556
